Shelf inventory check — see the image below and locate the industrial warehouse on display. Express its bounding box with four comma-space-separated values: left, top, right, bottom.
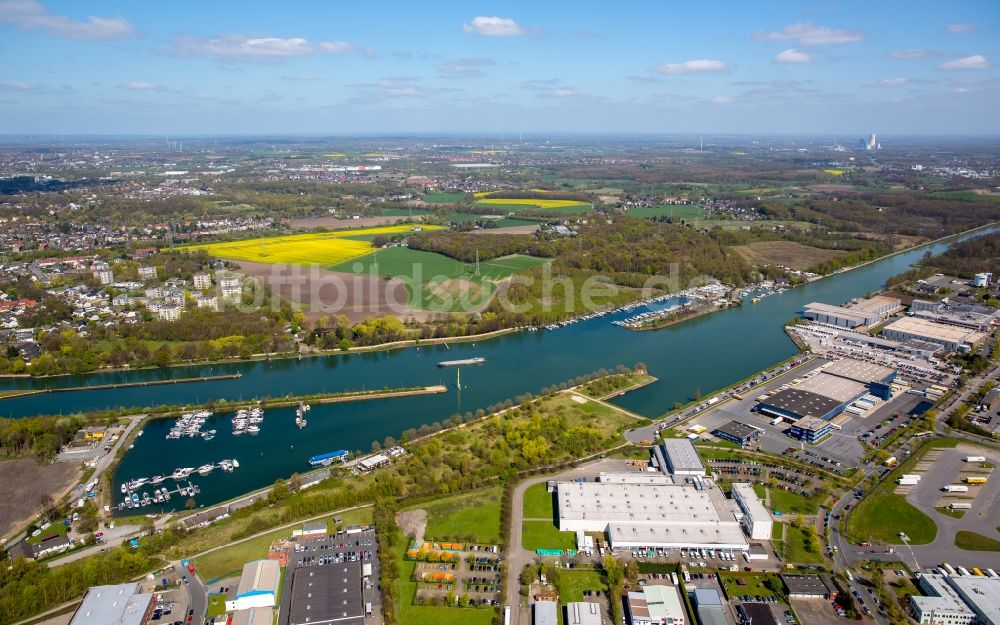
554, 441, 769, 553
802, 296, 902, 329
882, 317, 988, 353
753, 357, 896, 441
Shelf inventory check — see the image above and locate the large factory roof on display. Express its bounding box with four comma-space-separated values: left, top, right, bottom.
558, 481, 727, 526
657, 438, 705, 474
794, 373, 868, 403
732, 483, 770, 522
759, 388, 843, 420
948, 576, 1000, 625
803, 302, 871, 325
885, 317, 985, 344
850, 295, 900, 312
822, 359, 895, 384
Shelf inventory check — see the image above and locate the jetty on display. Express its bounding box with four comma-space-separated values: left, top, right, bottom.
0, 372, 243, 400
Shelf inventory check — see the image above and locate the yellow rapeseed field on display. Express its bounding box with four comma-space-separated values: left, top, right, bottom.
474, 198, 591, 209
180, 224, 441, 265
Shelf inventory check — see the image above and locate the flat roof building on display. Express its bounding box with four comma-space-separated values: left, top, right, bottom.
288, 561, 365, 625
557, 477, 749, 551
821, 359, 896, 385
738, 603, 777, 625
849, 295, 902, 319
803, 302, 875, 329
654, 439, 705, 476
711, 421, 760, 447
692, 588, 728, 625
228, 559, 280, 612
534, 600, 559, 625
946, 576, 1000, 625
566, 601, 603, 625
231, 607, 273, 625
911, 574, 976, 625
883, 317, 986, 353
781, 574, 835, 599
755, 357, 896, 422
627, 585, 686, 625
788, 416, 834, 443
731, 483, 772, 540
69, 583, 153, 625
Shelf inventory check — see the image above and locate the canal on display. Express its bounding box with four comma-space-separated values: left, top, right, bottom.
1, 226, 995, 510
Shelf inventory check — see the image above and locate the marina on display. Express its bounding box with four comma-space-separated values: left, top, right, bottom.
116, 458, 239, 510
0, 225, 995, 511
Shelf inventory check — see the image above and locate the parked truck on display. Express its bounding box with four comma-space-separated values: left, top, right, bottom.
942, 484, 969, 492
900, 474, 921, 481
948, 503, 973, 510
896, 477, 919, 485
964, 456, 986, 463
884, 456, 898, 467
964, 476, 988, 485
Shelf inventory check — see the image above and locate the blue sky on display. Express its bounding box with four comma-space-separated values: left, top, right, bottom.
1, 0, 997, 135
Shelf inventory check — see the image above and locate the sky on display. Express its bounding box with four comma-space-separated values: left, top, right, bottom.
1, 0, 998, 136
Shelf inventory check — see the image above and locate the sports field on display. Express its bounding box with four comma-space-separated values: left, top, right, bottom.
330, 248, 548, 310
180, 225, 441, 265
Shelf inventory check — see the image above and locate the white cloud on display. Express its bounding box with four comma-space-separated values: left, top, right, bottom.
774, 48, 812, 64
889, 49, 937, 59
172, 35, 368, 61
462, 16, 529, 37
654, 59, 728, 75
947, 23, 977, 33
754, 22, 863, 46
711, 96, 733, 104
440, 58, 495, 78
871, 78, 908, 86
938, 54, 990, 71
123, 81, 157, 90
0, 81, 32, 91
0, 0, 135, 39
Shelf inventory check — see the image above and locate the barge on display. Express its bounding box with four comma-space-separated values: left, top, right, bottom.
437, 357, 485, 367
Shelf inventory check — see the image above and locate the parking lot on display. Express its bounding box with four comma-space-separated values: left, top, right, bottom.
278, 527, 381, 625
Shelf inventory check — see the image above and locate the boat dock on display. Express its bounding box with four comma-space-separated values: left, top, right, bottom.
438, 357, 485, 367
1, 372, 243, 400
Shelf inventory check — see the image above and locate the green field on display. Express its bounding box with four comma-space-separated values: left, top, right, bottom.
783, 525, 824, 564
207, 594, 227, 617
555, 569, 608, 604
329, 247, 549, 310
522, 520, 576, 551
955, 531, 1000, 552
522, 483, 555, 520
381, 207, 430, 216
719, 572, 780, 598
423, 193, 466, 203
768, 489, 819, 515
412, 487, 503, 544
627, 205, 707, 220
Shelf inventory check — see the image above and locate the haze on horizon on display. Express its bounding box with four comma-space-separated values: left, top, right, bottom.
1, 0, 998, 136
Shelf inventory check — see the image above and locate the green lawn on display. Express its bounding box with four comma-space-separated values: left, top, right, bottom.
523, 483, 555, 520
522, 521, 577, 551
207, 594, 227, 617
396, 539, 494, 625
719, 572, 780, 597
955, 531, 1000, 552
627, 205, 707, 220
768, 489, 819, 515
783, 525, 824, 564
753, 484, 766, 499
493, 218, 538, 228
423, 192, 466, 203
555, 569, 608, 604
328, 247, 549, 311
771, 521, 785, 554
380, 207, 430, 216
413, 486, 503, 544
29, 522, 68, 545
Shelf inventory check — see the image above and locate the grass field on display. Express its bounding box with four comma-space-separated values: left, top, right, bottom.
522, 520, 576, 551
413, 487, 503, 544
207, 595, 226, 617
955, 531, 1000, 552
473, 198, 593, 213
627, 205, 707, 220
768, 489, 819, 515
423, 193, 466, 203
733, 240, 847, 271
719, 572, 780, 597
180, 225, 441, 265
783, 525, 824, 563
380, 208, 430, 216
555, 569, 608, 604
522, 483, 555, 520
329, 248, 549, 310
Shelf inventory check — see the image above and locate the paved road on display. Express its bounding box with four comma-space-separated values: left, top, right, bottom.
185, 564, 208, 625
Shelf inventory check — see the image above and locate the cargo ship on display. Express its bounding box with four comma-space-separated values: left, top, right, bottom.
309, 449, 350, 467
437, 357, 485, 367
